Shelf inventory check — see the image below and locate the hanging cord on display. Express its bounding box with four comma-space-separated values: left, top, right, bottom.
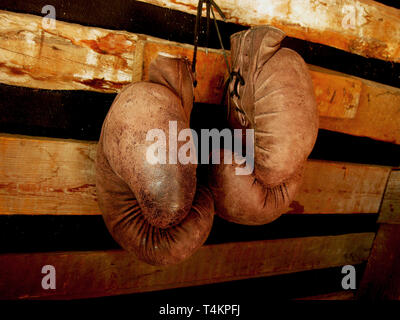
191, 0, 230, 88
191, 0, 245, 122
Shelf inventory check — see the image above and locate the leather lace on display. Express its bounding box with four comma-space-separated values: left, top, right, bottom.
192, 0, 246, 122
192, 0, 229, 87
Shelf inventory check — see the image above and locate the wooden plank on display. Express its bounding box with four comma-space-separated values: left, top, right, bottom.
0, 134, 391, 215
1, 12, 400, 143
0, 10, 361, 116
295, 291, 355, 300
357, 224, 400, 300
309, 71, 361, 119
0, 233, 374, 299
0, 134, 98, 215
289, 160, 390, 214
137, 0, 400, 63
377, 170, 400, 224
313, 66, 400, 145
143, 41, 363, 119
0, 9, 229, 105
1, 0, 397, 89
0, 10, 140, 92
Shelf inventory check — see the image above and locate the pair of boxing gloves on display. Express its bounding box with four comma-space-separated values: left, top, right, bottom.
95, 26, 319, 266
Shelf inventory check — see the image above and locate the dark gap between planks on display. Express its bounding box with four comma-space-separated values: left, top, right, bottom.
0, 214, 378, 254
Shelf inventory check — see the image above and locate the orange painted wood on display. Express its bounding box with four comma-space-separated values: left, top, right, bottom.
0, 233, 374, 299
315, 67, 400, 145
143, 40, 364, 116
0, 134, 391, 215
142, 40, 228, 105
310, 71, 361, 119
137, 0, 400, 63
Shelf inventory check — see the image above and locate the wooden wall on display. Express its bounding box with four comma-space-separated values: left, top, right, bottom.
0, 0, 399, 303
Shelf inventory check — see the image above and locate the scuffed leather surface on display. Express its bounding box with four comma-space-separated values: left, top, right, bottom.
209, 26, 319, 225
96, 55, 214, 265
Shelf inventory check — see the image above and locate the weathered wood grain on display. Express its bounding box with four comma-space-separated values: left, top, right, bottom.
313, 66, 400, 145
378, 170, 400, 224
290, 160, 390, 214
136, 0, 400, 63
0, 10, 140, 92
0, 134, 98, 215
2, 11, 400, 143
0, 9, 362, 117
358, 224, 400, 300
0, 134, 391, 215
0, 232, 374, 299
309, 70, 361, 119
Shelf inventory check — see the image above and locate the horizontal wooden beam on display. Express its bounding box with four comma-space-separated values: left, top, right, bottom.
0, 135, 98, 215
143, 40, 363, 119
377, 169, 400, 224
137, 0, 400, 63
0, 233, 374, 299
1, 11, 399, 143
290, 160, 390, 214
0, 134, 391, 215
0, 10, 361, 118
313, 66, 400, 145
0, 10, 140, 92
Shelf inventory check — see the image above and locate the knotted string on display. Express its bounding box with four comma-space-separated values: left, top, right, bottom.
191, 0, 245, 121
192, 0, 230, 87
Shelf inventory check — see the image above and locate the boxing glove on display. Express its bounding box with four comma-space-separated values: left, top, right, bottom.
96, 53, 214, 265
209, 26, 319, 225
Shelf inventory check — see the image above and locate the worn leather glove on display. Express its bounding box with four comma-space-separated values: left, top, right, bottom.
96, 53, 214, 265
209, 26, 319, 225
